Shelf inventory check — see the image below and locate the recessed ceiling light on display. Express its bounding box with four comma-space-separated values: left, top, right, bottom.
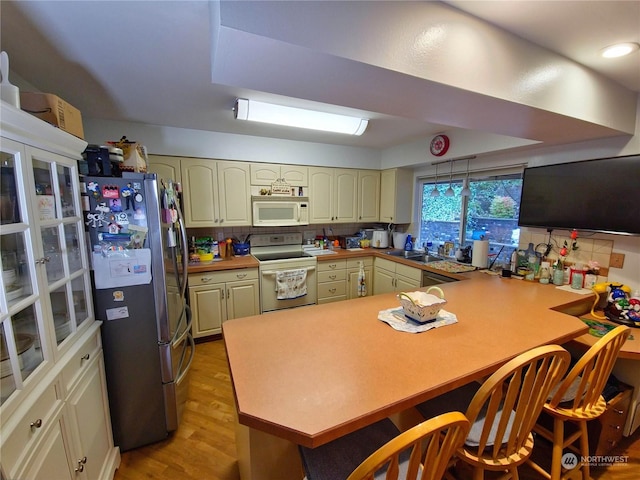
600, 42, 640, 58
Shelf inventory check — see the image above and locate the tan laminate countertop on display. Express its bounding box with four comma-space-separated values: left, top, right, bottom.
223, 272, 591, 448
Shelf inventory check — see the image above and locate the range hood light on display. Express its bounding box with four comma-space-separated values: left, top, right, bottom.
234, 98, 368, 136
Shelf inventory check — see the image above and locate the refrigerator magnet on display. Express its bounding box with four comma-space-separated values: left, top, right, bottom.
113, 290, 125, 302
102, 185, 120, 199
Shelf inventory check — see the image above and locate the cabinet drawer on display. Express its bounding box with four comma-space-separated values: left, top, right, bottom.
318, 259, 346, 272
318, 281, 346, 297
318, 270, 346, 283
375, 257, 395, 272
189, 268, 258, 286
347, 257, 373, 269
1, 383, 61, 475
60, 330, 101, 393
396, 263, 422, 282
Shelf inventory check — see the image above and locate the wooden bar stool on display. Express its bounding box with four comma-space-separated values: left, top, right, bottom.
299, 411, 470, 480
526, 325, 631, 480
416, 345, 571, 480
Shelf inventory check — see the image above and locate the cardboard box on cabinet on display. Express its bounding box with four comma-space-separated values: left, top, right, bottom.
19, 92, 84, 139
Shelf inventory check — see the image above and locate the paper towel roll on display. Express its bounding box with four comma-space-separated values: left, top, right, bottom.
472, 240, 489, 268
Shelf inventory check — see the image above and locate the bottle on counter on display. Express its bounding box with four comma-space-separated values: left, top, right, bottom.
539, 261, 551, 284
510, 249, 518, 273
357, 261, 366, 297
552, 260, 564, 286
404, 234, 413, 251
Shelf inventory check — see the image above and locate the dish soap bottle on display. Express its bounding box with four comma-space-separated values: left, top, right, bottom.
357, 261, 367, 297
404, 234, 412, 251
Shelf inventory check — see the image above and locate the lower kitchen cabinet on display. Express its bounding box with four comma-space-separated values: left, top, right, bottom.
0, 324, 119, 480
373, 257, 421, 295
188, 269, 259, 337
317, 259, 347, 304
346, 257, 373, 299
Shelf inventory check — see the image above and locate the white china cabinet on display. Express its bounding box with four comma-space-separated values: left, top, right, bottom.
0, 101, 119, 480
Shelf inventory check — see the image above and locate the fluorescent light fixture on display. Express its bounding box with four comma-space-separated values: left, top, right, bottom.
601, 42, 639, 58
234, 98, 368, 135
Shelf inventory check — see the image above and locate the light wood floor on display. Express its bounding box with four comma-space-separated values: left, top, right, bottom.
114, 339, 639, 480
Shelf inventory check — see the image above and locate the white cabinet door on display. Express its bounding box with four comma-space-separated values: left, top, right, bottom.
309, 167, 358, 223
309, 167, 333, 223
281, 165, 308, 186
250, 163, 280, 185
379, 169, 413, 224
180, 158, 218, 227
22, 409, 74, 480
189, 283, 225, 337
147, 155, 182, 185
358, 170, 380, 222
334, 169, 358, 223
373, 267, 395, 295
217, 161, 251, 226
65, 353, 113, 480
226, 280, 260, 320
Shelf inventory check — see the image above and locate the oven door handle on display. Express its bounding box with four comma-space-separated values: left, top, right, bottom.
261, 266, 316, 276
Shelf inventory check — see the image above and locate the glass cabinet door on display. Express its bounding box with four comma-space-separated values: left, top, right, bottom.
1, 140, 44, 405
30, 149, 92, 347
0, 140, 93, 406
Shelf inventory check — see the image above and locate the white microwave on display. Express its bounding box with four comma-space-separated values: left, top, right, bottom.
252, 197, 309, 227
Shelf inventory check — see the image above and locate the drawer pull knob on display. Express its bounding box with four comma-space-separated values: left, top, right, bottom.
329, 288, 336, 294
201, 277, 212, 282
236, 273, 247, 279
609, 424, 621, 430
30, 419, 43, 430
329, 275, 336, 280
613, 408, 624, 415
81, 353, 90, 361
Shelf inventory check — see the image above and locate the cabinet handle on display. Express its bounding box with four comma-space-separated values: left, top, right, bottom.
329, 288, 336, 294
613, 408, 624, 415
329, 264, 337, 269
81, 353, 90, 361
329, 275, 336, 280
30, 418, 43, 430
201, 277, 212, 283
609, 424, 621, 430
236, 273, 247, 279
227, 289, 230, 299
74, 458, 86, 473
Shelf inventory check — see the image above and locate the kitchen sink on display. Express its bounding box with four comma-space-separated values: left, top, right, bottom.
383, 250, 442, 264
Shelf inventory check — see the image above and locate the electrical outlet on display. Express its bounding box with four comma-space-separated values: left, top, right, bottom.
609, 252, 625, 269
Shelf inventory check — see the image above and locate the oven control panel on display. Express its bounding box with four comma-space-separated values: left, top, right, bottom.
251, 233, 303, 247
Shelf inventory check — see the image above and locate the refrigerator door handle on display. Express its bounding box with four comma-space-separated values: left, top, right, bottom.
173, 303, 192, 346
176, 332, 195, 385
175, 201, 189, 299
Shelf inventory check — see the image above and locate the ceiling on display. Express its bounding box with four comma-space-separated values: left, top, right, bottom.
1, 1, 639, 152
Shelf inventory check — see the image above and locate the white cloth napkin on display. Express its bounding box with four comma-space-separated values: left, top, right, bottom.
378, 307, 458, 333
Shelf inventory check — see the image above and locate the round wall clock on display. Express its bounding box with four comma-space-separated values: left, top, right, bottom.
430, 134, 450, 157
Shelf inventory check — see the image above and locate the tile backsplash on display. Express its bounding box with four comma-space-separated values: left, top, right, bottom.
518, 228, 613, 278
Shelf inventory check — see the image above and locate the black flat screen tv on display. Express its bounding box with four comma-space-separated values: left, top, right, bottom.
518, 154, 640, 235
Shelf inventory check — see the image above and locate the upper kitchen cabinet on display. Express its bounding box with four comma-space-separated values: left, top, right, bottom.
147, 155, 182, 186
379, 168, 413, 224
250, 163, 308, 186
357, 170, 380, 223
309, 167, 358, 224
180, 158, 251, 228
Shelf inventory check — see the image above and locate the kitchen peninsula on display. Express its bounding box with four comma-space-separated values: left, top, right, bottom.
223, 272, 596, 480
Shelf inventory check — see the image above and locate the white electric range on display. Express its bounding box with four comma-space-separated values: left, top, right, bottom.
251, 233, 317, 313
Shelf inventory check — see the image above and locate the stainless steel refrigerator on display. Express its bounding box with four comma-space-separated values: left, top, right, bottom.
83, 172, 194, 451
